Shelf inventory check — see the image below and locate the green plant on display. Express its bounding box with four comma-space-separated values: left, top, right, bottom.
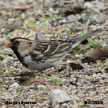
6, 36, 12, 40
87, 38, 101, 47
42, 74, 62, 83
26, 20, 48, 29
16, 87, 21, 93
2, 52, 12, 56
91, 9, 100, 15
73, 45, 81, 51
56, 65, 60, 73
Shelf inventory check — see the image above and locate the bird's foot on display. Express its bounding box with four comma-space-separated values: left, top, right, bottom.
46, 68, 56, 75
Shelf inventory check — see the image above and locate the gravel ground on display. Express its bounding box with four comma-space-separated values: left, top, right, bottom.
0, 0, 108, 108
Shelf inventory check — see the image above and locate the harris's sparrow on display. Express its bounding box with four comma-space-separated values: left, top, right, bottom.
5, 29, 100, 70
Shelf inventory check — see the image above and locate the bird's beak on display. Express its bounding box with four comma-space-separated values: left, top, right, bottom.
5, 41, 12, 47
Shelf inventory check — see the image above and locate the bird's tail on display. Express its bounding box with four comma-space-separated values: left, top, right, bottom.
71, 29, 101, 48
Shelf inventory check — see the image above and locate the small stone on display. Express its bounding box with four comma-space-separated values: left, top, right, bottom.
8, 18, 15, 23
66, 15, 78, 23
70, 23, 82, 32
36, 32, 47, 41
103, 76, 108, 80
84, 1, 105, 10
58, 19, 66, 25
44, 1, 52, 8
10, 82, 19, 88
78, 13, 89, 22
50, 89, 71, 103
90, 14, 105, 24
37, 84, 47, 90
7, 21, 22, 31
21, 13, 26, 19
53, 0, 65, 8
60, 79, 68, 85
56, 17, 64, 22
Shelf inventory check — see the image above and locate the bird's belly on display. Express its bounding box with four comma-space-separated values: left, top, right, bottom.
23, 55, 52, 70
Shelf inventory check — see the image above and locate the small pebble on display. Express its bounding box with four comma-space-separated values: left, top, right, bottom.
50, 89, 71, 103
10, 83, 19, 88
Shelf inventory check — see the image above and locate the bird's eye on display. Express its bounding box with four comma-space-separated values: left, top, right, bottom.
15, 40, 20, 45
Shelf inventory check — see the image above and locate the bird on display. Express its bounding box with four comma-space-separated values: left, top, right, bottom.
5, 29, 100, 71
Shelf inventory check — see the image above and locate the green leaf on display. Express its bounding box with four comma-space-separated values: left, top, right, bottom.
6, 36, 12, 40
41, 23, 47, 28
16, 87, 21, 93
34, 70, 62, 83
2, 52, 12, 56
80, 32, 85, 36
102, 45, 107, 48
42, 74, 62, 83
26, 20, 48, 29
73, 45, 81, 51
56, 65, 60, 73
87, 38, 98, 47
91, 9, 100, 15
26, 20, 36, 29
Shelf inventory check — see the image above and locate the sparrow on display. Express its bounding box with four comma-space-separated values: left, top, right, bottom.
5, 29, 100, 70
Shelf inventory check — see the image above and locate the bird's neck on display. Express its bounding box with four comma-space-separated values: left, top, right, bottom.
12, 48, 24, 63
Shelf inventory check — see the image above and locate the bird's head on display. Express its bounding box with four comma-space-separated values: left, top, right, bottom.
5, 37, 32, 56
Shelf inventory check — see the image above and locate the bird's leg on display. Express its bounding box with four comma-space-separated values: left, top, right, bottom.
46, 68, 56, 75
33, 70, 43, 76
36, 70, 42, 73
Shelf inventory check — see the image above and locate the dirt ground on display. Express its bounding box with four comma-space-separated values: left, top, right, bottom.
0, 0, 108, 108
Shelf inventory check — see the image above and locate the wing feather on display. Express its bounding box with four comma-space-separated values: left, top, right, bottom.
34, 41, 72, 58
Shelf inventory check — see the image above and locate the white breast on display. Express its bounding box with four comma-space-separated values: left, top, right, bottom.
23, 55, 53, 70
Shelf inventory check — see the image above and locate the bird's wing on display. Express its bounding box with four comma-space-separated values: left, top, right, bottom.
31, 29, 101, 61
34, 41, 72, 59
28, 41, 72, 66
